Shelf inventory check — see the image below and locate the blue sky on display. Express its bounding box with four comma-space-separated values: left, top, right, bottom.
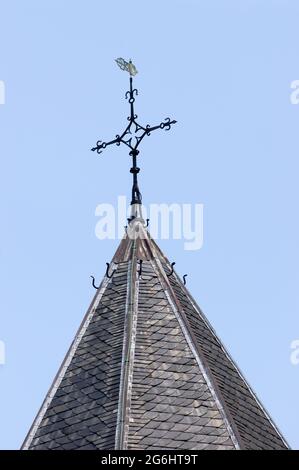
0, 0, 298, 449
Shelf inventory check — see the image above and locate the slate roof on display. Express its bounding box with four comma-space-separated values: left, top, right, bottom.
22, 218, 289, 450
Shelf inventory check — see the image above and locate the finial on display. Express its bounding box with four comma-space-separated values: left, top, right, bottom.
91, 59, 177, 219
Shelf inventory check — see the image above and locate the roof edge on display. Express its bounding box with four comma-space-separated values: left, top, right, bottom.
181, 284, 291, 449
21, 268, 114, 450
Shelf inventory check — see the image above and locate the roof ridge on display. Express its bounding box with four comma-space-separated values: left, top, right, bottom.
148, 254, 242, 449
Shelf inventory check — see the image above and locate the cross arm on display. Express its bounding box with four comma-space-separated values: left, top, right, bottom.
144, 117, 177, 135
91, 116, 177, 155
133, 117, 177, 152
91, 135, 122, 154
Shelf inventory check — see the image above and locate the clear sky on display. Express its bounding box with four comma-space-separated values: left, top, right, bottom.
0, 0, 298, 449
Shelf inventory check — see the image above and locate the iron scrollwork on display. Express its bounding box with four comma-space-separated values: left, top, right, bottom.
91, 70, 177, 207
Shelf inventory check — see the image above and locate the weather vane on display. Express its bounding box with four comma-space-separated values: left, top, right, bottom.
115, 58, 138, 76
91, 58, 177, 213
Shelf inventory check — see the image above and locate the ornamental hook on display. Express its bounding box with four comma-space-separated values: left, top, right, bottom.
183, 274, 188, 285
106, 262, 116, 279
138, 259, 143, 278
90, 275, 99, 290
167, 262, 176, 277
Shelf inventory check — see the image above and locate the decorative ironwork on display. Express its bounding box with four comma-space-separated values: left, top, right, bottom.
90, 275, 99, 290
91, 60, 177, 208
183, 274, 188, 285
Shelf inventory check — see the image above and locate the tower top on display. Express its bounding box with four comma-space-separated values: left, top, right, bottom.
91, 59, 177, 218
21, 60, 289, 452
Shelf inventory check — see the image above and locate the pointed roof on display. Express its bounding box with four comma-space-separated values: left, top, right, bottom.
22, 219, 288, 450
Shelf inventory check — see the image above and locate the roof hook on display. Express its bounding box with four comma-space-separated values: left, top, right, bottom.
183, 274, 188, 285
90, 275, 99, 290
138, 259, 143, 279
106, 262, 116, 279
167, 262, 176, 277
146, 218, 150, 227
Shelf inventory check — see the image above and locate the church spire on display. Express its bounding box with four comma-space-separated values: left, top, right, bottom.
22, 60, 289, 451
91, 58, 177, 219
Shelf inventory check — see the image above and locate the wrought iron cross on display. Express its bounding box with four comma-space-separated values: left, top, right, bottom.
91, 59, 177, 209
